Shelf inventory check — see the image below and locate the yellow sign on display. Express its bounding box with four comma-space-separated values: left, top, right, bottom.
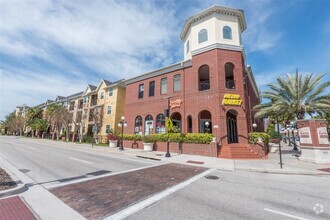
222, 94, 243, 106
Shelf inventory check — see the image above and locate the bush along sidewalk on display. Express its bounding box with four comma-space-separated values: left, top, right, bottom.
123, 133, 214, 144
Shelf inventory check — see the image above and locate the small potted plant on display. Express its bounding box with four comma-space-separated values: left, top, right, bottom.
108, 134, 118, 148
142, 135, 155, 151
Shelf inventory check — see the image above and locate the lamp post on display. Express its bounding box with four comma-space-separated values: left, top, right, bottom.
205, 121, 210, 133
165, 96, 171, 158
118, 116, 127, 151
282, 129, 287, 143
276, 116, 283, 169
290, 121, 298, 151
287, 126, 292, 146
252, 123, 257, 132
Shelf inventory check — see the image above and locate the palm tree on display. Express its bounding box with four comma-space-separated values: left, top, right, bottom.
29, 118, 49, 137
253, 72, 330, 120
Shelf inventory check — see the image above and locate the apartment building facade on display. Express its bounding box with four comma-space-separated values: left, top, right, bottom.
124, 6, 263, 146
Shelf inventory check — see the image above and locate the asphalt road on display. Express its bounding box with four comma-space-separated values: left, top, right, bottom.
0, 136, 160, 188
127, 170, 330, 220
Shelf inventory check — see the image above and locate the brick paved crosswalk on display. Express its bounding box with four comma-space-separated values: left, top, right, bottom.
50, 163, 207, 219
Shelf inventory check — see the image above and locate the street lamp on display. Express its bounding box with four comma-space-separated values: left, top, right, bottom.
272, 106, 283, 169
118, 116, 127, 151
205, 121, 210, 133
290, 121, 298, 151
252, 123, 257, 132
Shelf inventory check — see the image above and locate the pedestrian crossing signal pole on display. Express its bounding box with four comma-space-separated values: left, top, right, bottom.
165, 96, 171, 158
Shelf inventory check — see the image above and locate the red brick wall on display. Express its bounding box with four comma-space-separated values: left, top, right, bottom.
123, 140, 218, 157
125, 48, 259, 146
297, 119, 330, 147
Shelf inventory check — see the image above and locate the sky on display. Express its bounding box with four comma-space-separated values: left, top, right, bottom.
0, 0, 330, 120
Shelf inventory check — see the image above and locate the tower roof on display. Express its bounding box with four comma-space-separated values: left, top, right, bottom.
180, 5, 247, 41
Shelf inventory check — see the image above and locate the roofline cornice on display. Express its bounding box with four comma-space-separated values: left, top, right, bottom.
124, 60, 192, 85
180, 5, 247, 41
191, 43, 246, 60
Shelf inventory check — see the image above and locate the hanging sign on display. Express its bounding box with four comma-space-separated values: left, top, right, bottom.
222, 94, 243, 106
170, 99, 183, 109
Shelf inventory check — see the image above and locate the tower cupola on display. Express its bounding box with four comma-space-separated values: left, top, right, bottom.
181, 6, 247, 61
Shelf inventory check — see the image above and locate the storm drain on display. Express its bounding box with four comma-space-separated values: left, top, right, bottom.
19, 169, 30, 173
205, 175, 219, 180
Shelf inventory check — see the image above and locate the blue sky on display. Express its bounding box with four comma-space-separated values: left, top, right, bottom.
0, 0, 329, 120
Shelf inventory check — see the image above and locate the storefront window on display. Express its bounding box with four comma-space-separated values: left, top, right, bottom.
134, 116, 143, 135
155, 114, 166, 134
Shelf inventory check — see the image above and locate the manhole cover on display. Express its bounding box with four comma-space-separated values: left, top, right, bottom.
156, 154, 163, 156
19, 169, 30, 173
205, 175, 219, 180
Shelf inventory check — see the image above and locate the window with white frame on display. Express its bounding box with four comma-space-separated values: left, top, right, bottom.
174, 74, 181, 92
186, 40, 190, 54
223, 26, 232, 39
138, 84, 144, 99
161, 78, 167, 94
109, 88, 113, 96
198, 29, 208, 43
100, 91, 104, 99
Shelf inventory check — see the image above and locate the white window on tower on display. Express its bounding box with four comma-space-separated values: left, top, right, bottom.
223, 26, 232, 40
198, 29, 208, 43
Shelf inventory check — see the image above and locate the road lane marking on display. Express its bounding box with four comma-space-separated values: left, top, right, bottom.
45, 163, 163, 189
24, 146, 37, 150
69, 157, 94, 165
264, 208, 310, 220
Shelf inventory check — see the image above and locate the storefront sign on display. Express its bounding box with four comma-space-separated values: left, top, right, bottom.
299, 127, 312, 144
317, 127, 329, 144
170, 99, 183, 109
222, 94, 243, 106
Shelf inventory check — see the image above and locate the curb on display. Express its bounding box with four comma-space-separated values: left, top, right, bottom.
0, 178, 27, 198
236, 167, 330, 175
0, 159, 29, 198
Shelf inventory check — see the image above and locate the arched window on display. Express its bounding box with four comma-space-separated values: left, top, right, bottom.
134, 116, 143, 135
145, 115, 153, 135
187, 115, 192, 133
198, 29, 208, 43
186, 40, 190, 54
225, 63, 235, 89
223, 26, 232, 39
171, 112, 182, 132
199, 110, 212, 133
199, 65, 210, 91
155, 114, 166, 134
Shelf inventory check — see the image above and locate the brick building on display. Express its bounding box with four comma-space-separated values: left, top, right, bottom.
124, 6, 262, 148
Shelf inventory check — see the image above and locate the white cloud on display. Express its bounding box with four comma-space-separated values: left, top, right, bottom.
0, 68, 87, 119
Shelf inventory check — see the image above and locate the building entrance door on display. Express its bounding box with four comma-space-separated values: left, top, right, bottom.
226, 111, 238, 143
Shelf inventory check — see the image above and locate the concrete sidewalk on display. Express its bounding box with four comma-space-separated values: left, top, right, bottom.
39, 138, 330, 175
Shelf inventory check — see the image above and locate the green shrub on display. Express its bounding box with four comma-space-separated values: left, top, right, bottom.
168, 133, 184, 143
82, 136, 93, 143
248, 132, 270, 145
142, 135, 157, 143
183, 133, 213, 144
122, 134, 142, 141
130, 133, 214, 144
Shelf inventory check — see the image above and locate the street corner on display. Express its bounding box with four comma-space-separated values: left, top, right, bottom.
49, 163, 208, 219
0, 165, 27, 198
0, 196, 37, 220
